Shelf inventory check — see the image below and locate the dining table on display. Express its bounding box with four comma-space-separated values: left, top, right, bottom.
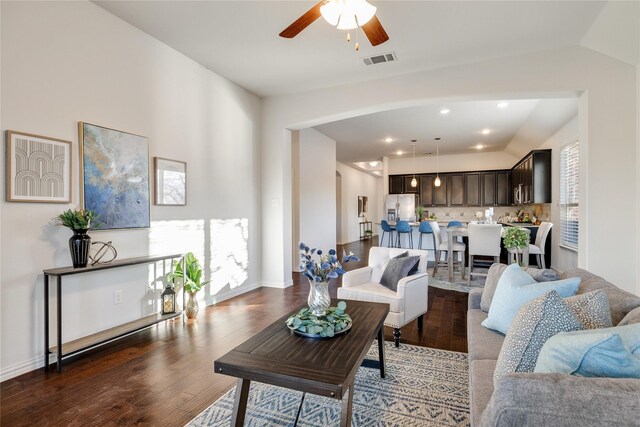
446, 225, 530, 282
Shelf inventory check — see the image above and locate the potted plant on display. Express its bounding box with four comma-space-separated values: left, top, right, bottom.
54, 208, 100, 268
502, 227, 529, 265
166, 252, 210, 319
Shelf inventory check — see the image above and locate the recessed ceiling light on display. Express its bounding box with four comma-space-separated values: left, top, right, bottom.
497, 102, 509, 109
476, 144, 484, 149
397, 150, 403, 155
440, 108, 450, 115
369, 161, 379, 167
481, 129, 491, 135
385, 137, 393, 143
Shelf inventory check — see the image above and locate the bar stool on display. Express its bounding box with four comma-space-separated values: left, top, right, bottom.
447, 220, 464, 262
417, 221, 433, 251
380, 220, 396, 248
395, 220, 413, 248
431, 221, 466, 277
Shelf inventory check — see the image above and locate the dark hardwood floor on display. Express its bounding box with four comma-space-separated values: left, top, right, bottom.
0, 238, 468, 426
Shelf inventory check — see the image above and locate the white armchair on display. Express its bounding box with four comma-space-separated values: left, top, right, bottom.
337, 247, 429, 347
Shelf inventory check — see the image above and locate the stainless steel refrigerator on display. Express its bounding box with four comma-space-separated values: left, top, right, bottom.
385, 194, 416, 222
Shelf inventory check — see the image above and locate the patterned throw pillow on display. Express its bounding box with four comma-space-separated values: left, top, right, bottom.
494, 290, 584, 384
564, 289, 613, 329
379, 256, 420, 292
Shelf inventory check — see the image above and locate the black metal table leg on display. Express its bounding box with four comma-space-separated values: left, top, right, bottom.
56, 275, 62, 373
44, 274, 49, 371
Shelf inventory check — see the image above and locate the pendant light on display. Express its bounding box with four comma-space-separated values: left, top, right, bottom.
434, 137, 441, 187
410, 140, 417, 187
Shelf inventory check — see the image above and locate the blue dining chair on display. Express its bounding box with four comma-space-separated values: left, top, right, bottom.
395, 220, 413, 248
380, 220, 396, 248
418, 221, 433, 251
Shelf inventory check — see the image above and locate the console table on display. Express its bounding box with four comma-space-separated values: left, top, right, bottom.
43, 254, 183, 372
359, 221, 372, 240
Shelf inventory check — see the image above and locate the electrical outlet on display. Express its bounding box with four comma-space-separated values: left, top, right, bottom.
446, 212, 450, 217
114, 290, 123, 305
460, 212, 464, 216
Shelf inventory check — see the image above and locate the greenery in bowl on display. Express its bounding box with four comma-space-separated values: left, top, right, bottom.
166, 252, 210, 294
54, 208, 100, 231
286, 301, 352, 338
503, 227, 529, 251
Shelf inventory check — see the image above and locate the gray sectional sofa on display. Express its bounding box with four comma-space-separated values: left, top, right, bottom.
467, 265, 640, 426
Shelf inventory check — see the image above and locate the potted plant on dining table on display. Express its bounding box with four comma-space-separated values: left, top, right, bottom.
502, 226, 529, 266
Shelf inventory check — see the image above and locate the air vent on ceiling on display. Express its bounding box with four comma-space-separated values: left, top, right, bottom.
361, 52, 397, 66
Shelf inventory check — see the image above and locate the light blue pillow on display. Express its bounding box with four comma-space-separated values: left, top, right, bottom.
535, 324, 640, 378
482, 263, 581, 334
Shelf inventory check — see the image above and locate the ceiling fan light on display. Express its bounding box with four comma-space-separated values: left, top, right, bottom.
320, 1, 340, 26
324, 0, 376, 30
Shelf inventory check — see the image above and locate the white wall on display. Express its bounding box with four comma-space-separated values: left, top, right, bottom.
540, 116, 580, 273
1, 1, 262, 380
388, 151, 518, 175
336, 163, 381, 245
261, 46, 638, 296
296, 129, 336, 262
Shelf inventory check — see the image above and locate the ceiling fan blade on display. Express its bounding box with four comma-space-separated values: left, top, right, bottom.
279, 1, 324, 39
361, 16, 389, 46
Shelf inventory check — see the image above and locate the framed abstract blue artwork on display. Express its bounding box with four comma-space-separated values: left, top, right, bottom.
79, 122, 150, 229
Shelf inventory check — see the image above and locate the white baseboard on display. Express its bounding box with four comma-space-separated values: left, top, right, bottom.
1, 355, 44, 382
206, 281, 261, 304
261, 279, 293, 288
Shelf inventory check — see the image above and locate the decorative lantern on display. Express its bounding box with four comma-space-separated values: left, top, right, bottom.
161, 284, 176, 314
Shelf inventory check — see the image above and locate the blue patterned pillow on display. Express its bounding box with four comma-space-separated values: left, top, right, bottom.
482, 263, 581, 334
535, 324, 640, 377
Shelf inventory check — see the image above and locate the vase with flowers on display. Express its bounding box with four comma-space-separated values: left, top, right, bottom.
54, 208, 100, 268
299, 242, 359, 316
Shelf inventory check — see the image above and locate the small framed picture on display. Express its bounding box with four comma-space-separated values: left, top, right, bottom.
154, 157, 186, 206
5, 130, 71, 203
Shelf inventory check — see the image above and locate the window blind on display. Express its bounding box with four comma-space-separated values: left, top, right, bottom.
560, 140, 579, 249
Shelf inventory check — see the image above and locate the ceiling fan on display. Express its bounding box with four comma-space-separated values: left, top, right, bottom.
279, 0, 389, 50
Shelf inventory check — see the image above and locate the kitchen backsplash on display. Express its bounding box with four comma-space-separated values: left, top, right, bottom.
421, 204, 550, 222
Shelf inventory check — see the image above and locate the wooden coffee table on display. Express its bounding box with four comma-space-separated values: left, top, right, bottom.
214, 299, 389, 427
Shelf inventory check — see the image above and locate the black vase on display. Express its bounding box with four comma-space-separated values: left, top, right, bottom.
69, 229, 91, 268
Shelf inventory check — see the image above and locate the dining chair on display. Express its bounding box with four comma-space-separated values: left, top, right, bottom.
467, 223, 502, 284
395, 220, 413, 248
530, 222, 553, 268
380, 220, 396, 248
431, 221, 465, 278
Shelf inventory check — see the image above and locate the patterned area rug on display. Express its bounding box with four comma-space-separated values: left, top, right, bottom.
428, 267, 487, 293
187, 342, 469, 426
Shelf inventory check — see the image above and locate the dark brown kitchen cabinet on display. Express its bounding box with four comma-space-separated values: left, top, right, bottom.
465, 173, 481, 206
482, 172, 497, 206
420, 175, 448, 207
449, 174, 465, 206
434, 175, 447, 206
481, 171, 511, 206
389, 175, 404, 194
419, 175, 434, 206
496, 171, 510, 205
511, 150, 551, 205
403, 175, 419, 193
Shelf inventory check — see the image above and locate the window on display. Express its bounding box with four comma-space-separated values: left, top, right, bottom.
560, 140, 579, 250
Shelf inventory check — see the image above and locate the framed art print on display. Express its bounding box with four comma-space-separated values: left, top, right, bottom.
154, 157, 186, 206
79, 122, 150, 229
5, 130, 71, 203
